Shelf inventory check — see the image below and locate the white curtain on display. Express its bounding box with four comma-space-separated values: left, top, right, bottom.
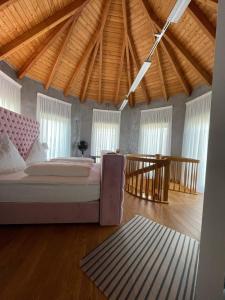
182, 92, 211, 192
138, 106, 173, 155
37, 93, 71, 159
0, 70, 21, 113
91, 109, 121, 157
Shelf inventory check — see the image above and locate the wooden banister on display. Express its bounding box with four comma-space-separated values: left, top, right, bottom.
125, 155, 170, 203
125, 154, 200, 198
168, 156, 199, 194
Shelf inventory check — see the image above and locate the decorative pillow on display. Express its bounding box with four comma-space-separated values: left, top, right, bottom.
26, 139, 47, 166
24, 162, 91, 177
0, 134, 26, 174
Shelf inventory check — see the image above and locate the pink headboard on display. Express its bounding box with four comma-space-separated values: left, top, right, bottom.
0, 107, 39, 159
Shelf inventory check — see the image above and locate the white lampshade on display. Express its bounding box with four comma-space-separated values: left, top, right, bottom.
167, 0, 191, 23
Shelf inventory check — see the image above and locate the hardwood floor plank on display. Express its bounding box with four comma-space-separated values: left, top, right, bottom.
0, 191, 203, 300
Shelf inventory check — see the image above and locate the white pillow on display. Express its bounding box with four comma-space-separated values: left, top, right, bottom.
0, 134, 26, 174
24, 162, 91, 177
26, 140, 47, 166
50, 157, 94, 164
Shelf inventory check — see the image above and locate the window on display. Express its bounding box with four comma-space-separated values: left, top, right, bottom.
138, 106, 173, 155
0, 70, 21, 113
37, 93, 71, 159
91, 109, 121, 157
182, 92, 211, 192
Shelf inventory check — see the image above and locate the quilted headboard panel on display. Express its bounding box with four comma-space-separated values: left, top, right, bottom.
0, 107, 39, 159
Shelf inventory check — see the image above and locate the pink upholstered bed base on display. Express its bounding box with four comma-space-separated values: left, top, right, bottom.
0, 201, 100, 224
0, 107, 125, 226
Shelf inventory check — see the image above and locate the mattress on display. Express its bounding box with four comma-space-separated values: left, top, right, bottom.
0, 163, 101, 203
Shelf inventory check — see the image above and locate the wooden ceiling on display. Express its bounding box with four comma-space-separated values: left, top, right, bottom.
0, 0, 217, 106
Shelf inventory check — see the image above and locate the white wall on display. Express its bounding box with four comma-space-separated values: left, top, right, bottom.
195, 0, 225, 299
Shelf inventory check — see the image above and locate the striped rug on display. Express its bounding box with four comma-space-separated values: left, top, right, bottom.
80, 215, 199, 300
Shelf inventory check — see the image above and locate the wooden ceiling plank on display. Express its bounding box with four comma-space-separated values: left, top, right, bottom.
64, 0, 112, 96
114, 40, 125, 103
45, 15, 80, 90
155, 46, 167, 100
122, 0, 135, 107
18, 18, 73, 79
81, 41, 100, 102
0, 0, 16, 11
0, 0, 89, 60
205, 0, 217, 9
98, 37, 103, 103
140, 0, 212, 85
148, 18, 167, 100
160, 39, 192, 95
127, 35, 151, 102
187, 1, 216, 42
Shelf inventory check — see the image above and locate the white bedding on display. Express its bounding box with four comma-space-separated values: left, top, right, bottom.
50, 157, 94, 163
24, 161, 91, 177
0, 163, 101, 203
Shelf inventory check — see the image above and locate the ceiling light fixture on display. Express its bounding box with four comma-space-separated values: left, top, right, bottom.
129, 61, 152, 94
119, 0, 191, 110
119, 97, 129, 111
167, 0, 192, 23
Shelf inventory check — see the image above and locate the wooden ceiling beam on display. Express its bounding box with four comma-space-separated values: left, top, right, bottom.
148, 24, 168, 100
122, 0, 135, 107
0, 0, 16, 11
125, 47, 135, 107
155, 46, 167, 101
161, 39, 192, 95
140, 0, 212, 85
64, 0, 111, 96
17, 18, 73, 79
187, 1, 216, 42
81, 41, 100, 102
98, 37, 103, 103
0, 0, 89, 60
114, 40, 125, 104
127, 35, 151, 102
45, 15, 80, 90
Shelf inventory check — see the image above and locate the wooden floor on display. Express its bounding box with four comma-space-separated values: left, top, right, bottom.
0, 192, 203, 300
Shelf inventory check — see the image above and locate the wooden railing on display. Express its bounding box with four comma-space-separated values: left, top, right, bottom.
125, 155, 170, 203
168, 156, 199, 194
125, 154, 200, 203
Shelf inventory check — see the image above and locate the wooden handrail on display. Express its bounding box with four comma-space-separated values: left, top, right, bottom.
125, 155, 170, 203
125, 154, 199, 196
135, 153, 199, 164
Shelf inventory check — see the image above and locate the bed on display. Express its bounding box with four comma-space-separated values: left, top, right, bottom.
0, 107, 125, 225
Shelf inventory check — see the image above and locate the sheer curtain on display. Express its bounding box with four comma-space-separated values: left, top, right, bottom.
0, 70, 21, 113
91, 109, 121, 157
182, 92, 211, 192
37, 93, 71, 159
138, 106, 173, 155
